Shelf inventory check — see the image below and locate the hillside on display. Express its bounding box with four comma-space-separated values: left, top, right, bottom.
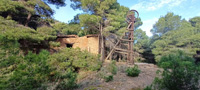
1, 0, 200, 90
76, 62, 159, 90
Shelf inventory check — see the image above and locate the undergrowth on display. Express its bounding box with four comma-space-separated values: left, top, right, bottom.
98, 60, 117, 82
146, 50, 200, 90
0, 47, 101, 90
125, 65, 141, 77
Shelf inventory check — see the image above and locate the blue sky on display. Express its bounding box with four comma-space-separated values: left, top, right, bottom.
50, 0, 200, 36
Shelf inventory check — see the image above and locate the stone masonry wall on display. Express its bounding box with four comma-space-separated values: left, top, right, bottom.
57, 35, 99, 54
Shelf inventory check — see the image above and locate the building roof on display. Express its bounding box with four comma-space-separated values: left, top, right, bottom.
86, 34, 99, 37
57, 34, 99, 38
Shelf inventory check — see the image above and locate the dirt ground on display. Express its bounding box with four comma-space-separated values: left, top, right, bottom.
76, 62, 160, 90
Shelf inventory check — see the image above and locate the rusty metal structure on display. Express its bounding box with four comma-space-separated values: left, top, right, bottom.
105, 10, 139, 64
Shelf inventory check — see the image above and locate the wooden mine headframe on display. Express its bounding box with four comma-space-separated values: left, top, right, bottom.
105, 10, 139, 64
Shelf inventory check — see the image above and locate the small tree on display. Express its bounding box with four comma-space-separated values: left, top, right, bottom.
125, 65, 140, 77
151, 50, 200, 90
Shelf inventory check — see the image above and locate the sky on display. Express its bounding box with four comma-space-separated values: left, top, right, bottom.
50, 0, 200, 36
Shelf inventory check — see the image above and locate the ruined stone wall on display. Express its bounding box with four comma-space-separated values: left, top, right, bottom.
57, 35, 99, 54
73, 36, 88, 51
87, 36, 99, 54
57, 38, 77, 47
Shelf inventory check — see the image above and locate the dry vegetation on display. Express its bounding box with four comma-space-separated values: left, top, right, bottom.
76, 62, 160, 90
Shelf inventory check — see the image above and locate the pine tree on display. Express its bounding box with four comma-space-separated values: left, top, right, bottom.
70, 0, 143, 61
150, 13, 200, 62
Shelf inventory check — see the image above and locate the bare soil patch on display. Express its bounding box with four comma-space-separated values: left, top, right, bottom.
76, 62, 160, 90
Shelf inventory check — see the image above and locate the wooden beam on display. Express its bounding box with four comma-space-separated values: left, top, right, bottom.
114, 51, 128, 54
126, 22, 132, 30
115, 48, 133, 53
120, 39, 134, 42
105, 40, 120, 60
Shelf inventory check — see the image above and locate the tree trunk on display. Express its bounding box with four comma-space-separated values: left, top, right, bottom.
100, 24, 105, 61
25, 13, 32, 27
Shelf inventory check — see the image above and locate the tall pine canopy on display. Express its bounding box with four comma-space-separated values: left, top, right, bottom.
0, 0, 66, 28
151, 13, 200, 61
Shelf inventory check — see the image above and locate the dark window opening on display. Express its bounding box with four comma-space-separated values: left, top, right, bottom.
66, 44, 73, 48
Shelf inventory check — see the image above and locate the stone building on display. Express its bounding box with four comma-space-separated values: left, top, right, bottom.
56, 34, 99, 54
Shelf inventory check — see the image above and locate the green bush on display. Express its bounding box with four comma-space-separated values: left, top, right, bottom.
0, 50, 51, 90
104, 75, 113, 82
0, 16, 56, 42
150, 50, 200, 90
49, 41, 60, 47
48, 48, 102, 72
144, 85, 153, 90
125, 65, 140, 77
0, 33, 101, 90
1, 48, 95, 90
97, 60, 117, 82
48, 48, 101, 89
108, 61, 117, 75
56, 71, 78, 90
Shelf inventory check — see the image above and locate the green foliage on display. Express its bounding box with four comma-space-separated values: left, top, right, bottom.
0, 0, 66, 29
79, 14, 102, 34
0, 0, 104, 89
0, 16, 56, 42
49, 41, 60, 47
45, 0, 66, 7
70, 0, 137, 62
151, 13, 200, 62
150, 12, 183, 46
189, 16, 200, 28
0, 32, 101, 90
134, 29, 149, 48
0, 34, 22, 71
0, 16, 57, 54
125, 65, 141, 77
0, 35, 23, 89
151, 50, 200, 90
104, 75, 113, 82
0, 16, 34, 40
97, 60, 117, 82
98, 66, 116, 82
0, 0, 24, 16
36, 26, 57, 40
0, 47, 100, 90
53, 22, 85, 36
0, 50, 51, 90
48, 48, 102, 73
107, 61, 118, 75
144, 85, 153, 90
103, 5, 130, 36
70, 0, 132, 36
56, 71, 78, 90
134, 29, 150, 59
151, 12, 182, 36
48, 48, 101, 89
